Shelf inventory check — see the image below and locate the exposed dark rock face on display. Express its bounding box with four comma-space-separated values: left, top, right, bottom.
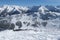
0, 20, 10, 29
31, 21, 40, 27
31, 24, 38, 27
27, 22, 30, 26
0, 20, 15, 31
9, 23, 15, 29
16, 21, 22, 28
41, 22, 47, 27
23, 22, 27, 24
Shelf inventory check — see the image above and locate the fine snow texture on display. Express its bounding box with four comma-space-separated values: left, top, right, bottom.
0, 5, 60, 40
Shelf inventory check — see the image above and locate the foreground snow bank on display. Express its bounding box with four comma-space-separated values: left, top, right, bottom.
0, 28, 60, 40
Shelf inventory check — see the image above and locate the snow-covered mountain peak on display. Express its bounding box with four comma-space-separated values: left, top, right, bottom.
0, 5, 30, 17
38, 6, 49, 13
3, 5, 29, 10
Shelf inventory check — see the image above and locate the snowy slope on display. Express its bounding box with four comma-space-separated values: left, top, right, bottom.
0, 5, 60, 40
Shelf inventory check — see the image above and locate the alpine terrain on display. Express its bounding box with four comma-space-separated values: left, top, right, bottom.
0, 5, 60, 40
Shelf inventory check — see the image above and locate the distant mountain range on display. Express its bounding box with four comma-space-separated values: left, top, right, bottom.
0, 5, 60, 17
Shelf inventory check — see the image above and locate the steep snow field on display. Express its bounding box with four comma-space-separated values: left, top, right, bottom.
0, 5, 60, 40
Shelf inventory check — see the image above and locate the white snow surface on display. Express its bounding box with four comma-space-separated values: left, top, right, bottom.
0, 28, 60, 40
0, 5, 60, 40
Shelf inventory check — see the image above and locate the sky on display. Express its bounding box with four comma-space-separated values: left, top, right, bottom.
0, 0, 60, 6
